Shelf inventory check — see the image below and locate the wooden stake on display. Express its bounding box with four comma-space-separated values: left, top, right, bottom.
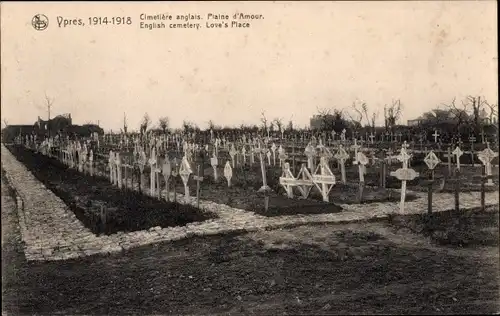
193, 165, 204, 209
447, 147, 452, 174
427, 179, 433, 214
481, 165, 486, 211
454, 168, 460, 212
358, 181, 365, 203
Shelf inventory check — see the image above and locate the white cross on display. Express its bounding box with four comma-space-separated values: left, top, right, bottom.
391, 145, 419, 213
452, 146, 463, 170
432, 130, 439, 143
369, 133, 375, 144
351, 139, 361, 165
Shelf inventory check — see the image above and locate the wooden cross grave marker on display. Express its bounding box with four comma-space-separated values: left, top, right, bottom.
241, 146, 247, 165
179, 155, 192, 199
334, 145, 349, 184
422, 150, 441, 214
255, 142, 273, 210
356, 151, 369, 202
390, 146, 419, 213
279, 162, 297, 198
271, 142, 277, 166
108, 151, 115, 184
469, 135, 477, 167
171, 158, 179, 202
305, 144, 315, 170
89, 149, 94, 176
369, 133, 375, 145
432, 130, 440, 143
138, 150, 147, 192
224, 161, 233, 187
229, 143, 238, 168
160, 156, 172, 201
115, 153, 123, 189
478, 147, 498, 186
312, 156, 336, 202
210, 151, 219, 181
452, 146, 464, 171
148, 148, 158, 197
193, 165, 204, 208
473, 165, 496, 212
278, 145, 287, 167
351, 139, 361, 165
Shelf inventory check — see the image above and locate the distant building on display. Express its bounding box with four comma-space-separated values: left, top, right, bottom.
310, 114, 337, 130
36, 113, 72, 132
310, 115, 323, 130
2, 113, 75, 143
479, 108, 492, 124
407, 116, 424, 126
2, 125, 36, 143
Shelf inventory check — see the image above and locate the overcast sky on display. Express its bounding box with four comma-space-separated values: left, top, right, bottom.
1, 1, 497, 131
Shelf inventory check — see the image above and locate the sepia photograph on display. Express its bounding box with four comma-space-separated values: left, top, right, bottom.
1, 1, 498, 314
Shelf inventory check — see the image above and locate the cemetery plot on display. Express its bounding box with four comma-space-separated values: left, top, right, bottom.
167, 164, 344, 217
6, 145, 216, 235
158, 162, 419, 216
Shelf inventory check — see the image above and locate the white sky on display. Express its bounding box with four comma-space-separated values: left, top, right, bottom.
1, 1, 497, 131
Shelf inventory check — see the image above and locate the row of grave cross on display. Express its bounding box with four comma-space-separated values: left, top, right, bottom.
24, 129, 499, 215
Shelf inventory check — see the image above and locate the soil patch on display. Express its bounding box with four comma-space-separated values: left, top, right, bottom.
2, 206, 498, 315
388, 205, 500, 247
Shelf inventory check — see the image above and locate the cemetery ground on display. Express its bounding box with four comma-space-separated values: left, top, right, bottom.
8, 145, 421, 219
2, 145, 500, 314
6, 145, 216, 235
2, 172, 499, 314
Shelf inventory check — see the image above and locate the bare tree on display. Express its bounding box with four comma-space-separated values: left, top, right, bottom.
182, 120, 199, 134
349, 101, 378, 131
182, 120, 190, 134
369, 110, 379, 131
345, 102, 364, 132
384, 99, 403, 131
315, 107, 348, 131
44, 93, 54, 120
286, 120, 294, 131
260, 111, 269, 134
315, 107, 334, 131
207, 120, 215, 130
273, 118, 283, 134
44, 93, 55, 136
140, 113, 151, 135
484, 100, 498, 124
269, 120, 275, 133
123, 113, 128, 134
348, 101, 364, 126
158, 116, 170, 134
442, 97, 470, 136
461, 95, 493, 135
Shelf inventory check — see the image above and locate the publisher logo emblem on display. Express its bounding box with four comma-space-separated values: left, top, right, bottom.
32, 14, 49, 31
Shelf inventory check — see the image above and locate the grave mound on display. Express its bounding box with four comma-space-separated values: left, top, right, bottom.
7, 145, 216, 235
